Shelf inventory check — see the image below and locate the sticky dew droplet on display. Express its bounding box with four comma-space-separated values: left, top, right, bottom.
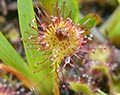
30, 87, 34, 91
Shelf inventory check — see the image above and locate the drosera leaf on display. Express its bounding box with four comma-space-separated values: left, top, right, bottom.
92, 65, 108, 74
92, 65, 113, 94
0, 32, 30, 77
79, 13, 100, 30
89, 45, 111, 63
69, 82, 94, 95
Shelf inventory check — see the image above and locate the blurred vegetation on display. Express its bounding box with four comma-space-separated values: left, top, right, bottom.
0, 0, 120, 95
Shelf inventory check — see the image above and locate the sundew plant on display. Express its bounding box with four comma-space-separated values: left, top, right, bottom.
0, 0, 100, 95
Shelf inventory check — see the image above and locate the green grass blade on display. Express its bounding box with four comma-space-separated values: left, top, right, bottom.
40, 0, 80, 23
18, 0, 53, 94
0, 32, 30, 76
100, 6, 120, 48
97, 89, 108, 95
79, 13, 100, 30
18, 0, 39, 69
58, 0, 80, 23
39, 0, 56, 15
